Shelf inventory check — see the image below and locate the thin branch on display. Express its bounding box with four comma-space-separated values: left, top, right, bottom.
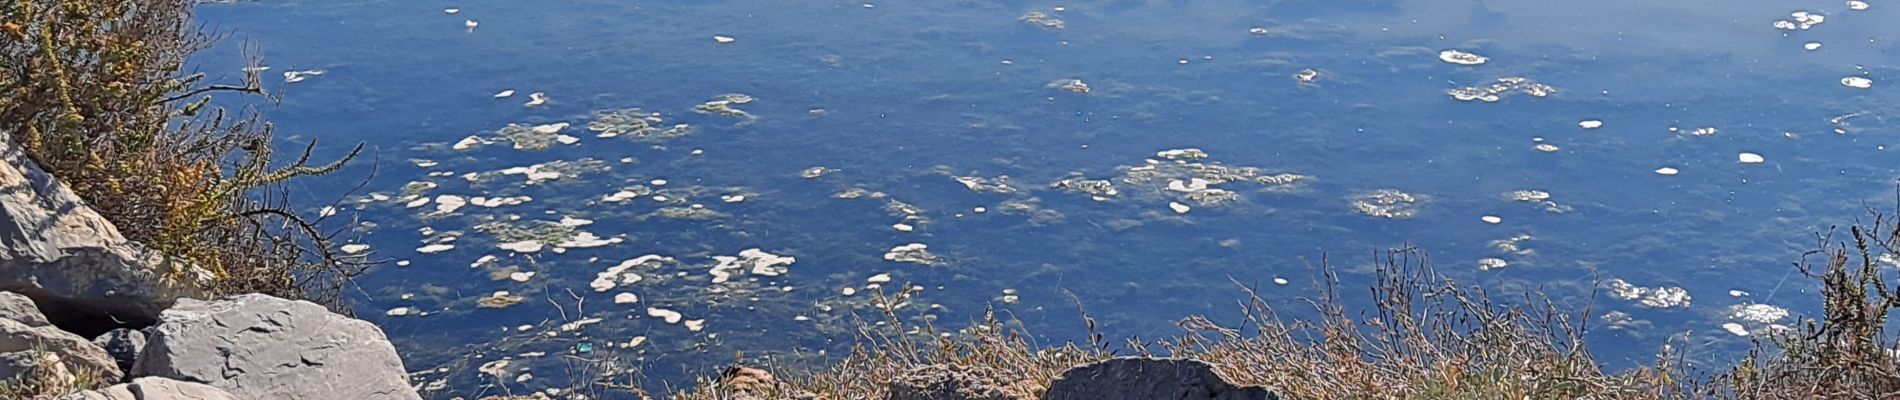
156, 84, 261, 104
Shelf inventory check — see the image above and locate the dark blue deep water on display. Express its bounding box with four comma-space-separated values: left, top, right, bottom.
192, 0, 1898, 397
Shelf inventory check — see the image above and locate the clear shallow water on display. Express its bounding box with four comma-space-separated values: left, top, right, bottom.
192, 0, 1897, 396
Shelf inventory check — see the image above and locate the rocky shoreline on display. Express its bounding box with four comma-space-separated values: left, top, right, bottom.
0, 133, 420, 399
2, 291, 420, 399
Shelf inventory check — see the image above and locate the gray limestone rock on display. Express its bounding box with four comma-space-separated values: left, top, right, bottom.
131, 294, 419, 400
0, 318, 122, 382
0, 291, 50, 327
61, 376, 237, 400
0, 131, 211, 335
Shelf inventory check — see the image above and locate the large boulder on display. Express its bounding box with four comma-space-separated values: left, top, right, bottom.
61, 376, 237, 400
1042, 358, 1275, 400
131, 294, 420, 400
0, 318, 122, 381
0, 290, 50, 326
0, 132, 210, 335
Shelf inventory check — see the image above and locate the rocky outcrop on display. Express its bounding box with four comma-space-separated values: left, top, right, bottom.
0, 290, 50, 327
61, 377, 237, 400
0, 138, 412, 399
0, 131, 210, 335
91, 328, 144, 376
132, 294, 420, 400
886, 364, 1021, 400
0, 318, 122, 382
1042, 358, 1275, 400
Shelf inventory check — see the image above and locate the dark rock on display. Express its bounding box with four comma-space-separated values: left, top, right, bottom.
61, 376, 237, 400
721, 365, 779, 392
0, 132, 211, 336
886, 364, 1019, 400
91, 328, 144, 377
131, 294, 420, 400
0, 318, 121, 382
0, 291, 50, 327
1042, 357, 1274, 400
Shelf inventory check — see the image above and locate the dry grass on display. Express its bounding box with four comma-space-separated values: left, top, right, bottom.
667, 208, 1900, 400
1168, 249, 1663, 399
673, 299, 1104, 400
1696, 208, 1900, 399
674, 249, 1661, 400
0, 348, 109, 400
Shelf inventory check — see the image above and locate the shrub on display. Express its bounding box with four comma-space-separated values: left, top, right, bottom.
1, 0, 362, 302
1705, 207, 1900, 398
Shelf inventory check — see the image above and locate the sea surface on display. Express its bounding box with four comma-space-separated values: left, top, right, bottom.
191, 0, 1898, 397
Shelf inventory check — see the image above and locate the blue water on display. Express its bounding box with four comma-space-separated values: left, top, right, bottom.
192, 0, 1898, 397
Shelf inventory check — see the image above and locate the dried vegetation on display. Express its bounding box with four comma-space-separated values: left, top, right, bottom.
1, 0, 363, 301
662, 209, 1900, 400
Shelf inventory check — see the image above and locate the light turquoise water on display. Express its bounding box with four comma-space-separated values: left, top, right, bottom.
193, 0, 1897, 396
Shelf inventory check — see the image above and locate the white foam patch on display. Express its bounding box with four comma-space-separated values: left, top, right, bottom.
647, 307, 683, 324
592, 255, 671, 292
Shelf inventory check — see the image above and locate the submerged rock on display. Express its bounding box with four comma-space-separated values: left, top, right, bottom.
133, 294, 420, 400
1044, 357, 1275, 400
